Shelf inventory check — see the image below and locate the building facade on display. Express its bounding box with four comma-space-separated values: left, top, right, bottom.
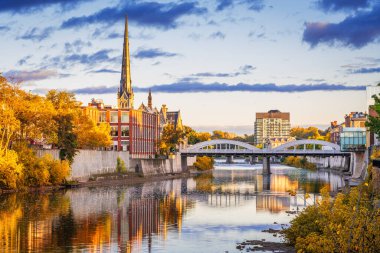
344, 112, 367, 128
254, 110, 291, 145
82, 16, 184, 158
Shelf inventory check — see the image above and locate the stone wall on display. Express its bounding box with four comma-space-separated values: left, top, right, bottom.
130, 154, 196, 176
37, 149, 129, 181
307, 156, 349, 171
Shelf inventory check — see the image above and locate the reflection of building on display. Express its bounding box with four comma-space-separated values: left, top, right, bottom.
254, 110, 291, 145
256, 195, 290, 213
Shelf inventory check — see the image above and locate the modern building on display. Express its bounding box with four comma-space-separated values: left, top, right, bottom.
340, 127, 367, 152
254, 110, 291, 145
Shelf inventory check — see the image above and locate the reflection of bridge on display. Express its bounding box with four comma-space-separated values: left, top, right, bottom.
180, 139, 351, 174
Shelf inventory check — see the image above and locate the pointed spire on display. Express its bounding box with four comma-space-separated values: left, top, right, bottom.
118, 15, 134, 109
148, 89, 152, 109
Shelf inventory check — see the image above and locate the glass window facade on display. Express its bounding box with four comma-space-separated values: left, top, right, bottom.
340, 128, 366, 151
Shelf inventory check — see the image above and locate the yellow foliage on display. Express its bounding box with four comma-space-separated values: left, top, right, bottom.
75, 116, 112, 149
283, 185, 380, 252
283, 156, 316, 170
0, 150, 23, 189
194, 156, 214, 171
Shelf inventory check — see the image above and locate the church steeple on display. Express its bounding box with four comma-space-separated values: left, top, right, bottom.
118, 15, 134, 109
148, 89, 152, 109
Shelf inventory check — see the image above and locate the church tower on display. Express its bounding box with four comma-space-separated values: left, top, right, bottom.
148, 89, 152, 109
118, 16, 134, 109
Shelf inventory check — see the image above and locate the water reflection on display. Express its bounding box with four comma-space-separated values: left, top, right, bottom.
0, 165, 345, 253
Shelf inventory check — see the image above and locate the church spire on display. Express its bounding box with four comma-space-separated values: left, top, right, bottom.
148, 89, 152, 109
118, 15, 134, 109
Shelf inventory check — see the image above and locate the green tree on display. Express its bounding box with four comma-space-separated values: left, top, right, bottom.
56, 114, 77, 163
366, 94, 380, 137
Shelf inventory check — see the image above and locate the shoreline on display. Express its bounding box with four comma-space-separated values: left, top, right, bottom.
0, 170, 210, 195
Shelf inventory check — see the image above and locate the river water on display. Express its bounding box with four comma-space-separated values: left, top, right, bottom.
0, 162, 345, 253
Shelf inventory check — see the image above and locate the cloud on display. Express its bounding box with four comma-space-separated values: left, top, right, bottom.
65, 82, 365, 95
349, 67, 380, 74
216, 0, 233, 11
317, 0, 371, 12
193, 65, 255, 78
18, 27, 54, 42
17, 55, 33, 66
216, 0, 264, 12
88, 68, 120, 74
64, 40, 92, 53
133, 48, 178, 59
61, 1, 207, 30
303, 4, 380, 48
0, 0, 90, 14
0, 25, 10, 32
209, 31, 226, 40
42, 49, 120, 69
4, 69, 61, 82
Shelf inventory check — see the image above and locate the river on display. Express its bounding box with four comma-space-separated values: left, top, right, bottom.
0, 161, 345, 253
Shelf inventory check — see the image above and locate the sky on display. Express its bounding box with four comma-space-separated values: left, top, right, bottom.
1, 0, 380, 134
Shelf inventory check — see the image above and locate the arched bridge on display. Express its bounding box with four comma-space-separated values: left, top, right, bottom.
180, 139, 347, 156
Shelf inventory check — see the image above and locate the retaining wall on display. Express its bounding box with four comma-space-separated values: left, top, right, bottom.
130, 155, 196, 176
37, 149, 129, 181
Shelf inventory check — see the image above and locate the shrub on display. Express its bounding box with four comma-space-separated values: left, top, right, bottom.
0, 150, 24, 189
116, 157, 127, 173
283, 156, 316, 170
43, 155, 70, 185
282, 186, 380, 252
194, 156, 214, 171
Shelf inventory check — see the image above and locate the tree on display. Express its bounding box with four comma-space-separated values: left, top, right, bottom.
75, 116, 112, 149
366, 94, 380, 138
160, 124, 186, 155
56, 114, 77, 163
46, 90, 80, 163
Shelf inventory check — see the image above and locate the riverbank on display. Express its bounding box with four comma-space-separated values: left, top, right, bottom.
0, 169, 209, 194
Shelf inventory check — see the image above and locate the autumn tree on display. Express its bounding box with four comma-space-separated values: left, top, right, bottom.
160, 124, 187, 155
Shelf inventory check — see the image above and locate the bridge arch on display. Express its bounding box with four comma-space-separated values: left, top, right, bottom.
181, 139, 261, 153
271, 139, 340, 152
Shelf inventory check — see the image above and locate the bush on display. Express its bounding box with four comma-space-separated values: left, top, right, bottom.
116, 157, 127, 173
194, 156, 214, 171
282, 186, 380, 252
283, 156, 316, 170
0, 150, 24, 189
12, 143, 70, 187
43, 155, 70, 185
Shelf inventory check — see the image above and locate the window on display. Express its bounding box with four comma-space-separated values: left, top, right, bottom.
121, 112, 129, 123
111, 112, 118, 123
121, 126, 129, 137
110, 126, 118, 137
99, 111, 106, 122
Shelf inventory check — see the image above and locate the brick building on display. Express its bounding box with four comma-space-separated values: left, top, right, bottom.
82, 16, 182, 158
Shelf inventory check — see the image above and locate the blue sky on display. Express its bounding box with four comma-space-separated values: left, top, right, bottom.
1, 0, 379, 134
